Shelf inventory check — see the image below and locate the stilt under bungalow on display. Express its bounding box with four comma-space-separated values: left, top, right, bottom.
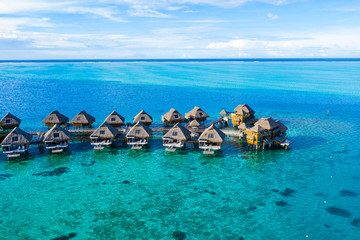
43, 124, 71, 153
1, 127, 32, 158
90, 122, 119, 150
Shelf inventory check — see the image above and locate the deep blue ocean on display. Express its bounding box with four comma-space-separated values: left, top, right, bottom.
0, 60, 360, 240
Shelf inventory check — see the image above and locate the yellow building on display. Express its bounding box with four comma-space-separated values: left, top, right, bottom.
231, 104, 255, 125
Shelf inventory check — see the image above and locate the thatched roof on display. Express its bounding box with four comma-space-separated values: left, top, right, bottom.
70, 110, 95, 124
162, 108, 185, 123
198, 124, 225, 143
186, 106, 210, 120
126, 121, 152, 138
1, 127, 32, 145
238, 123, 248, 130
41, 110, 69, 125
133, 110, 153, 125
163, 123, 191, 141
220, 109, 229, 115
254, 117, 279, 130
276, 120, 288, 133
249, 125, 265, 133
91, 122, 119, 139
189, 119, 200, 127
0, 113, 21, 128
234, 104, 255, 115
104, 111, 125, 126
44, 124, 71, 142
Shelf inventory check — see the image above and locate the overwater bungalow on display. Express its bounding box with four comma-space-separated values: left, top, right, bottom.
133, 110, 153, 126
41, 110, 69, 127
245, 125, 266, 149
220, 109, 230, 118
161, 108, 186, 125
43, 124, 71, 153
1, 127, 32, 158
70, 110, 95, 128
231, 104, 255, 126
188, 119, 200, 130
0, 113, 21, 130
90, 122, 119, 150
185, 106, 209, 123
198, 124, 225, 154
163, 123, 191, 151
104, 111, 125, 128
126, 121, 152, 149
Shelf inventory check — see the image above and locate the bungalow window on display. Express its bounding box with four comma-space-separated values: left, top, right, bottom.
54, 133, 60, 138
135, 130, 140, 134
100, 130, 105, 135
111, 118, 116, 122
141, 117, 145, 120
199, 113, 203, 116
208, 134, 214, 138
49, 117, 53, 121
6, 119, 10, 123
174, 115, 178, 118
77, 117, 82, 121
172, 132, 178, 136
12, 136, 18, 142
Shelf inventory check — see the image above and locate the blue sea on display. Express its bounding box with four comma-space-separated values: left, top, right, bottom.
0, 60, 360, 240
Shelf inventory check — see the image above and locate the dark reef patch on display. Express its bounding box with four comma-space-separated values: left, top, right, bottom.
50, 232, 77, 240
271, 189, 279, 192
279, 188, 296, 197
81, 161, 96, 166
275, 200, 288, 207
172, 231, 186, 240
33, 167, 69, 177
0, 173, 12, 181
205, 190, 216, 195
248, 206, 257, 212
123, 180, 131, 184
351, 218, 360, 228
340, 190, 358, 197
326, 207, 351, 218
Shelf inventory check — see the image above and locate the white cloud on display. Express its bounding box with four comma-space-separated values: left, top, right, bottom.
128, 5, 172, 18
0, 17, 54, 31
63, 6, 127, 22
267, 13, 279, 20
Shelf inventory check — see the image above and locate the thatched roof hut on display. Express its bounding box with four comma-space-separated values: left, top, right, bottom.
254, 117, 279, 130
104, 111, 125, 127
162, 108, 185, 124
1, 127, 32, 146
199, 124, 225, 144
133, 110, 153, 126
43, 124, 71, 143
220, 109, 230, 116
163, 123, 191, 141
248, 125, 265, 133
234, 104, 255, 115
126, 121, 152, 139
185, 106, 209, 122
189, 119, 200, 128
41, 110, 69, 127
90, 122, 119, 140
70, 110, 95, 127
238, 123, 248, 130
0, 113, 21, 130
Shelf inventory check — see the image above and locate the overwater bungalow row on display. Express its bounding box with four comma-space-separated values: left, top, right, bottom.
163, 123, 191, 152
0, 113, 21, 130
126, 121, 152, 149
1, 127, 32, 158
43, 124, 71, 153
90, 122, 119, 150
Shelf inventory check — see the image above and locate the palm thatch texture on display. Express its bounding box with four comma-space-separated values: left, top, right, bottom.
231, 104, 255, 125
0, 113, 21, 130
1, 127, 32, 154
90, 122, 119, 146
198, 124, 225, 150
70, 110, 95, 128
163, 123, 191, 148
126, 121, 152, 146
161, 108, 185, 124
189, 119, 200, 129
43, 124, 71, 150
185, 106, 209, 122
104, 111, 125, 128
219, 109, 230, 116
41, 110, 69, 127
133, 110, 153, 126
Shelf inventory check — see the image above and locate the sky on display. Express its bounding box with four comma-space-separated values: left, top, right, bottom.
0, 0, 360, 59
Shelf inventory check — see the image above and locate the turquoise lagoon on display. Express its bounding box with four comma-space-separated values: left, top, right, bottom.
0, 60, 360, 239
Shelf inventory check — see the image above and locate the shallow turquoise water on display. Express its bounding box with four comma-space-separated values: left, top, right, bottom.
0, 60, 360, 239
